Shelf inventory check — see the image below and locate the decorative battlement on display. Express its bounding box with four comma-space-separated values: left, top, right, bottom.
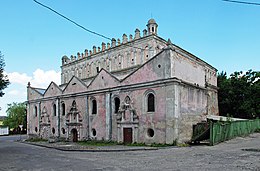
61, 19, 158, 66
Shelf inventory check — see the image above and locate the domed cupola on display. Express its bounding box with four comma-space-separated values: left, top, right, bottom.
146, 18, 158, 35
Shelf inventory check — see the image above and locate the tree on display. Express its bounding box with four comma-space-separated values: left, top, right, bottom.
3, 102, 27, 133
218, 70, 260, 119
0, 51, 10, 97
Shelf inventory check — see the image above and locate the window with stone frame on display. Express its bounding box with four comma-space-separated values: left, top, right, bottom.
147, 93, 155, 112
61, 103, 66, 116
53, 104, 57, 116
92, 99, 97, 114
34, 106, 38, 117
114, 97, 120, 113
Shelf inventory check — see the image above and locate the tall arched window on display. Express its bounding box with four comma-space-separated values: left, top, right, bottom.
92, 99, 97, 114
34, 106, 38, 117
114, 97, 120, 113
61, 103, 66, 116
147, 93, 155, 112
53, 104, 57, 116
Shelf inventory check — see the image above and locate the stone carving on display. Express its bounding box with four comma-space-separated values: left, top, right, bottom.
40, 107, 50, 126
117, 96, 138, 123
66, 101, 82, 125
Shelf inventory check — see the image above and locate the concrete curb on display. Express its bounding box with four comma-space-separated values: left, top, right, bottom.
21, 142, 158, 152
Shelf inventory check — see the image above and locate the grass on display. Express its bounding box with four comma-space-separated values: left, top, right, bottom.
78, 141, 176, 147
77, 140, 118, 146
26, 137, 48, 142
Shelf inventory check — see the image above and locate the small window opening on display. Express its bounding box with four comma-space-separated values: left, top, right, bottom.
92, 99, 97, 114
96, 67, 99, 73
158, 64, 161, 68
92, 128, 97, 137
62, 128, 65, 134
35, 127, 38, 132
147, 128, 154, 137
62, 103, 66, 116
34, 106, 37, 117
114, 97, 120, 113
53, 104, 57, 116
52, 128, 55, 134
152, 27, 154, 32
147, 93, 155, 112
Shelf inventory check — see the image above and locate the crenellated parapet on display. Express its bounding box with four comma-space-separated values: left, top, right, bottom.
60, 19, 165, 84
61, 19, 159, 66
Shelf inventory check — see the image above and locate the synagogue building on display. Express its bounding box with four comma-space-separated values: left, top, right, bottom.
27, 19, 218, 144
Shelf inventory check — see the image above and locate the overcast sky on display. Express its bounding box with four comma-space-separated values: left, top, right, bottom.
1, 0, 259, 116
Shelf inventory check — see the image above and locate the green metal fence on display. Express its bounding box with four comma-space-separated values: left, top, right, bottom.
209, 119, 260, 146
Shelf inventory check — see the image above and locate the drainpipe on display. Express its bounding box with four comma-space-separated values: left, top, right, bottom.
109, 93, 112, 140
86, 95, 90, 139
38, 102, 41, 137
57, 98, 60, 138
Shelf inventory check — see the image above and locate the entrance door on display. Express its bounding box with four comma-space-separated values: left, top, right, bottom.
123, 128, 132, 144
71, 129, 78, 142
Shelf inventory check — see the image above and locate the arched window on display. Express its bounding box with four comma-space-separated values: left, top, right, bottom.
92, 128, 97, 137
61, 103, 66, 116
53, 104, 57, 116
34, 106, 37, 117
114, 97, 120, 113
147, 93, 155, 112
92, 99, 97, 114
52, 127, 55, 134
61, 128, 65, 134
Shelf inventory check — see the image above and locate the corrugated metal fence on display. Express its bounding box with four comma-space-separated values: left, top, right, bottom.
210, 119, 260, 146
0, 127, 9, 135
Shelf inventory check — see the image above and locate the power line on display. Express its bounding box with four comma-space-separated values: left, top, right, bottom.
33, 0, 151, 51
222, 0, 260, 6
33, 0, 112, 41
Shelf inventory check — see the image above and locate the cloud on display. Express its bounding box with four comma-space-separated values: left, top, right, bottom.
7, 72, 31, 86
7, 89, 20, 95
7, 69, 61, 88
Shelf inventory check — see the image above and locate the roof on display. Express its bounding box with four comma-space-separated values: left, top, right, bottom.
34, 88, 46, 95
207, 115, 247, 121
147, 18, 157, 24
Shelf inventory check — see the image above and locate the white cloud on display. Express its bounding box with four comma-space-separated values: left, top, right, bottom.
7, 72, 31, 86
7, 89, 20, 95
7, 69, 61, 88
0, 69, 61, 116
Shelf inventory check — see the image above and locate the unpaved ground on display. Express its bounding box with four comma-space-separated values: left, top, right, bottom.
0, 134, 259, 171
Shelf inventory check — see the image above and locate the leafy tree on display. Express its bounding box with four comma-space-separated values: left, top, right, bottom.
218, 70, 260, 119
0, 51, 10, 97
3, 102, 27, 132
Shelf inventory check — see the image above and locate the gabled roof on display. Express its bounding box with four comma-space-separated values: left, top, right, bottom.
120, 47, 172, 86
43, 81, 62, 97
27, 86, 45, 100
35, 88, 46, 95
62, 76, 87, 94
87, 68, 120, 90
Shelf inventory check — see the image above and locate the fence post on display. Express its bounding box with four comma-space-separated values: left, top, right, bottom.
209, 120, 214, 146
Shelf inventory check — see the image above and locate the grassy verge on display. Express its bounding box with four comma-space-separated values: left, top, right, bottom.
26, 137, 48, 142
77, 140, 118, 146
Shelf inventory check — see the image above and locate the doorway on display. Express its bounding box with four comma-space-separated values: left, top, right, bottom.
71, 128, 78, 142
123, 128, 133, 144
